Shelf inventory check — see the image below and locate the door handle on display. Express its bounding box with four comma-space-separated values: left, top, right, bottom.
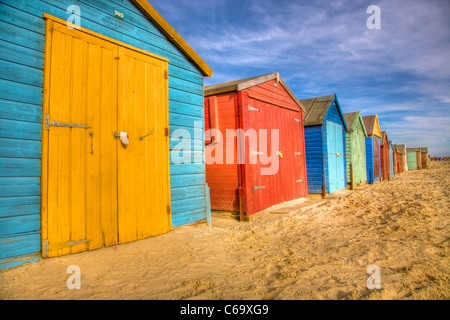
89, 132, 94, 154
114, 132, 129, 145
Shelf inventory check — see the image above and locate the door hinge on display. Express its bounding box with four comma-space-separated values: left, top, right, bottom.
296, 178, 304, 183
44, 114, 50, 130
248, 105, 261, 112
252, 185, 266, 193
42, 240, 48, 258
293, 118, 301, 122
167, 205, 171, 214
164, 70, 168, 79
165, 128, 169, 136
115, 57, 120, 60
294, 152, 302, 156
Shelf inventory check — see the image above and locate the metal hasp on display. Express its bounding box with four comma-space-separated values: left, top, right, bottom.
139, 128, 155, 140
251, 185, 265, 193
250, 149, 265, 155
248, 105, 261, 112
44, 114, 91, 129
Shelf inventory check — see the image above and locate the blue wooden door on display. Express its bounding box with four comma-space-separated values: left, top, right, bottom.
326, 121, 345, 193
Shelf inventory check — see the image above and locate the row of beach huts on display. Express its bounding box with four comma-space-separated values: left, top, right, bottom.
203, 74, 430, 220
0, 0, 430, 270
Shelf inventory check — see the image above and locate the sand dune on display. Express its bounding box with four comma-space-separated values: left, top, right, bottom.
1, 162, 449, 300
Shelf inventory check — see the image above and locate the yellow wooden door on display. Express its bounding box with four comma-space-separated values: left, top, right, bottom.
117, 47, 171, 244
42, 18, 171, 258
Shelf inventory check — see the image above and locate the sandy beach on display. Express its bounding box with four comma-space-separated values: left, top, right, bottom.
1, 161, 449, 300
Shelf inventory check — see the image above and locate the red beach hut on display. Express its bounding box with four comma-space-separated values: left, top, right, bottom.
204, 73, 307, 218
380, 131, 391, 181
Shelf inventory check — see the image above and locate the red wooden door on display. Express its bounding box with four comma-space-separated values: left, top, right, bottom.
373, 138, 380, 178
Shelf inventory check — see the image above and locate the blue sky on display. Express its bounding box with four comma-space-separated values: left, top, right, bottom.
151, 0, 450, 156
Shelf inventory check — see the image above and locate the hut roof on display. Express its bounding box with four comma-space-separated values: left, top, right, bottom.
132, 0, 212, 77
362, 115, 382, 138
344, 111, 368, 137
407, 147, 422, 152
204, 72, 305, 112
300, 94, 348, 130
394, 144, 406, 154
381, 131, 389, 143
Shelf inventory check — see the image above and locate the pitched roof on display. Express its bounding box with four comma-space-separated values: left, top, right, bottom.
362, 115, 382, 138
204, 72, 305, 112
131, 0, 212, 77
394, 144, 406, 154
344, 111, 368, 137
343, 112, 357, 128
381, 130, 389, 143
300, 94, 348, 130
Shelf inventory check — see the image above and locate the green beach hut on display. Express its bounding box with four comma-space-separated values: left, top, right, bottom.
344, 112, 368, 189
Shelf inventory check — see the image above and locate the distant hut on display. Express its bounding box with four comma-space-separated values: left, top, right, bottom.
394, 144, 408, 172
407, 148, 422, 170
380, 131, 391, 181
389, 141, 395, 178
393, 143, 400, 174
362, 115, 382, 183
301, 95, 348, 195
420, 147, 429, 169
343, 111, 367, 189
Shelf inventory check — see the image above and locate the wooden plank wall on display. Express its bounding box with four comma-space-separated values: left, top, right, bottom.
323, 102, 347, 193
304, 125, 323, 193
0, 0, 207, 269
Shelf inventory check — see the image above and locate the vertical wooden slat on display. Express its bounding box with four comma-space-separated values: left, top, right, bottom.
70, 37, 87, 254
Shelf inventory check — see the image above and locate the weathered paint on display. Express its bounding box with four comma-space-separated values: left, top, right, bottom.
344, 112, 367, 188
204, 73, 307, 215
301, 95, 348, 194
0, 0, 211, 269
394, 144, 408, 172
420, 147, 429, 169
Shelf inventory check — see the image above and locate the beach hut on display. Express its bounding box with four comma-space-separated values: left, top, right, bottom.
204, 73, 307, 217
380, 131, 390, 181
407, 148, 422, 170
0, 0, 212, 269
420, 147, 429, 169
389, 141, 395, 178
393, 144, 400, 174
394, 144, 408, 172
362, 115, 382, 184
301, 95, 348, 195
343, 111, 367, 189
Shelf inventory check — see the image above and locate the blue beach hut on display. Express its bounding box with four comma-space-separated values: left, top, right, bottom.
362, 115, 382, 184
300, 94, 348, 195
0, 0, 212, 269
